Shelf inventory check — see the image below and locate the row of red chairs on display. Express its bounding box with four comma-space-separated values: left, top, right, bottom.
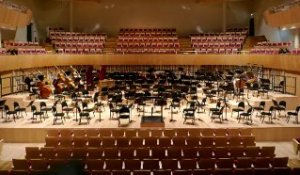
250, 48, 281, 55
44, 136, 256, 148
54, 42, 105, 49
290, 49, 300, 55
191, 36, 246, 42
56, 48, 102, 54
117, 37, 178, 42
46, 128, 253, 138
192, 42, 243, 48
256, 42, 291, 47
51, 37, 105, 43
3, 41, 39, 47
26, 146, 274, 160
117, 42, 180, 48
116, 48, 179, 54
10, 48, 46, 55
119, 33, 177, 37
49, 31, 106, 37
190, 31, 247, 37
194, 48, 239, 54
120, 28, 176, 32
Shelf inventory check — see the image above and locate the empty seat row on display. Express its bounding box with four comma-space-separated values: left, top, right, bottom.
120, 28, 176, 32
256, 41, 291, 47
13, 157, 288, 171
14, 48, 46, 55
4, 41, 39, 47
6, 168, 294, 175
117, 37, 178, 42
192, 42, 243, 48
44, 136, 256, 148
250, 48, 281, 55
54, 42, 105, 48
51, 36, 106, 42
191, 36, 246, 42
46, 128, 253, 138
117, 42, 180, 48
56, 48, 103, 54
49, 31, 106, 37
116, 48, 180, 54
194, 48, 239, 54
26, 146, 275, 160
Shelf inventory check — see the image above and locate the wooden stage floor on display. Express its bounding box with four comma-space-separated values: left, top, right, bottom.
0, 91, 299, 143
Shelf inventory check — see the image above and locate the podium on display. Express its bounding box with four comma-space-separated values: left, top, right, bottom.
140, 97, 165, 128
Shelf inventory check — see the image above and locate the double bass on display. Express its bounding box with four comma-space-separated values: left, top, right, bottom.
234, 71, 257, 92
53, 67, 77, 93
36, 74, 52, 98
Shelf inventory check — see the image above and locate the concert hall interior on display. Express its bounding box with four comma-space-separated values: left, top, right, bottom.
0, 0, 300, 174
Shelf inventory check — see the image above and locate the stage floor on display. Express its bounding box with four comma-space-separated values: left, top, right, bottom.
0, 91, 299, 142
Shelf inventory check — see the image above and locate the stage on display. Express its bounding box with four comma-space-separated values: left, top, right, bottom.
0, 91, 299, 143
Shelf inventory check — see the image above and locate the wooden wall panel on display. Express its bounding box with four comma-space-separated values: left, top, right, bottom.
0, 54, 299, 73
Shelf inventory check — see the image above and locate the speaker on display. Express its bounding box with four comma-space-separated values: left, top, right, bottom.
249, 15, 255, 36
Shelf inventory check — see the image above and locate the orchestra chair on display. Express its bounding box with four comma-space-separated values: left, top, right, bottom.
31, 105, 45, 123
286, 106, 300, 124
239, 107, 253, 124
252, 101, 265, 117
197, 97, 207, 113
273, 80, 285, 94
40, 101, 52, 118
272, 100, 287, 118
93, 92, 104, 121
0, 99, 6, 119
209, 100, 221, 116
13, 101, 27, 118
61, 100, 74, 119
82, 101, 95, 117
109, 102, 120, 120
231, 101, 245, 119
183, 101, 197, 124
261, 106, 275, 124
170, 97, 181, 114
211, 106, 225, 123
118, 105, 132, 126
76, 105, 90, 125
4, 105, 17, 122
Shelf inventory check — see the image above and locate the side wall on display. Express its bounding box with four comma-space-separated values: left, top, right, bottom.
253, 0, 298, 45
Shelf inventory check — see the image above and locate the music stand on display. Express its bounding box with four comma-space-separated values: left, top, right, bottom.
221, 93, 230, 121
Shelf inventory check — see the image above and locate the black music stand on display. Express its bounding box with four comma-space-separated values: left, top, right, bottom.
220, 93, 230, 121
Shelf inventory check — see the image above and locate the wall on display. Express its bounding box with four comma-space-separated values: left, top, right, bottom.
14, 26, 27, 42
5, 0, 252, 39
253, 0, 296, 44
7, 0, 70, 42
